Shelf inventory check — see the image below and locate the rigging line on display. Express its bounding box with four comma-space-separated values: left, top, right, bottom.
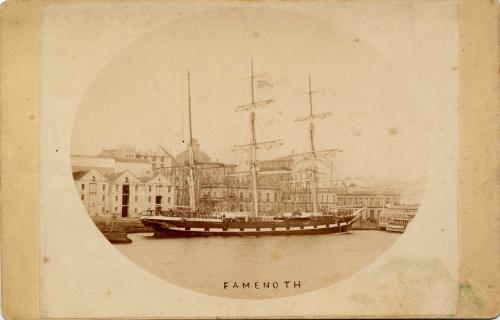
232, 117, 250, 157
232, 128, 250, 169
254, 117, 268, 145
240, 120, 252, 165
302, 129, 309, 159
254, 117, 280, 159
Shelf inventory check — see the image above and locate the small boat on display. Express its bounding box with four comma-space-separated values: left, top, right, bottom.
141, 60, 360, 237
385, 217, 410, 233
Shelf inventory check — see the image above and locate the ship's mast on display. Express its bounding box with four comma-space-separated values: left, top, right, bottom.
234, 59, 281, 217
295, 75, 332, 213
249, 60, 260, 216
308, 76, 319, 213
187, 72, 196, 211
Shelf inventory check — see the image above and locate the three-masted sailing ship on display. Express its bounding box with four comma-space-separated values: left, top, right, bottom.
140, 61, 361, 237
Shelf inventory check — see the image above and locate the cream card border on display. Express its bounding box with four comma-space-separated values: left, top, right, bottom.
1, 0, 498, 318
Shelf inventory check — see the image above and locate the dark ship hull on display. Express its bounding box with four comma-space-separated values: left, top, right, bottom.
140, 211, 360, 238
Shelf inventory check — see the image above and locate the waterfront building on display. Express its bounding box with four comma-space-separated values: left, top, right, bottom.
281, 182, 401, 221
105, 170, 144, 218
140, 173, 175, 212
73, 168, 174, 219
259, 154, 294, 171
76, 140, 403, 219
378, 204, 419, 229
71, 154, 115, 174
155, 139, 232, 209
156, 161, 236, 209
175, 139, 211, 164
134, 147, 177, 170
99, 144, 176, 171
71, 153, 152, 176
197, 173, 284, 214
105, 170, 175, 218
336, 191, 401, 221
155, 140, 290, 215
73, 169, 111, 216
153, 141, 403, 218
100, 144, 137, 159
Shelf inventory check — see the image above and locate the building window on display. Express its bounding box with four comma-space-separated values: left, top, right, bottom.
92, 176, 96, 182
81, 184, 85, 190
115, 196, 118, 201
167, 197, 171, 204
135, 185, 138, 192
114, 207, 118, 213
134, 208, 137, 214
125, 177, 129, 183
168, 186, 171, 193
148, 186, 152, 192
115, 185, 119, 191
134, 196, 138, 202
81, 194, 84, 200
148, 196, 151, 203
156, 185, 163, 194
102, 207, 105, 213
102, 195, 105, 201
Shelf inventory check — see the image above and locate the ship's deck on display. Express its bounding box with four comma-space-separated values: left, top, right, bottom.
142, 209, 354, 223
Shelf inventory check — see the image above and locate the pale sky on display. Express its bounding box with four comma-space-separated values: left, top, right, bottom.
71, 7, 433, 183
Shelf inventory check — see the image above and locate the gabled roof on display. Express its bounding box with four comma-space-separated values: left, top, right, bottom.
104, 172, 123, 182
139, 176, 153, 183
104, 170, 141, 183
72, 168, 109, 182
139, 173, 170, 184
72, 170, 89, 181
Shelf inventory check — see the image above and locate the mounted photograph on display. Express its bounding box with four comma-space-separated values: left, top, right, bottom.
68, 6, 431, 299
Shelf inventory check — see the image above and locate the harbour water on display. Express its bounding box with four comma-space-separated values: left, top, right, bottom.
115, 230, 401, 299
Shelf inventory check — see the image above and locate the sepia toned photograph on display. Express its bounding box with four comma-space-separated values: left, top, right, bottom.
68, 6, 429, 299
3, 0, 499, 318
2, 0, 494, 317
